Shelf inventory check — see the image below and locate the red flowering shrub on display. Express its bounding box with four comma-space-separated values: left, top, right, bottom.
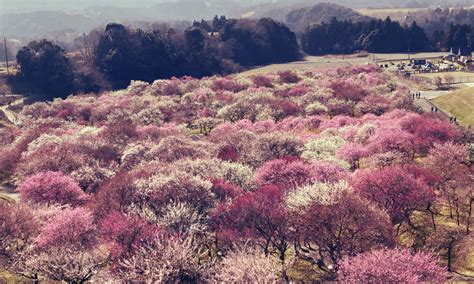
251, 75, 274, 88
294, 194, 395, 273
278, 70, 300, 83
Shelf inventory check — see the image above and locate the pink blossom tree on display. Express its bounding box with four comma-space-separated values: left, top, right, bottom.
99, 211, 160, 258
35, 207, 97, 249
0, 203, 38, 262
338, 248, 449, 282
17, 171, 88, 206
401, 115, 460, 153
426, 142, 472, 228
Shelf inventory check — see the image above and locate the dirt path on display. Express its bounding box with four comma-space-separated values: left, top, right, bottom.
0, 97, 24, 125
0, 183, 19, 203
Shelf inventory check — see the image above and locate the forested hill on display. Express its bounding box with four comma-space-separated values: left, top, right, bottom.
284, 3, 372, 33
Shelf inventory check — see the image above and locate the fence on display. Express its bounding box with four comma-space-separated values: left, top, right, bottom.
410, 75, 474, 85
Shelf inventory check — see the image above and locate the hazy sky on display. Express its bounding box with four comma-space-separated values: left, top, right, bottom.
0, 0, 272, 13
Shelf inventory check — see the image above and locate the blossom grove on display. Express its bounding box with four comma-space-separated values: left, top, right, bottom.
0, 66, 472, 282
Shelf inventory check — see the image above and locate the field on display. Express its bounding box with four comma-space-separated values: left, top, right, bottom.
357, 7, 429, 21
241, 56, 361, 75
432, 87, 474, 126
243, 53, 449, 76
356, 7, 463, 22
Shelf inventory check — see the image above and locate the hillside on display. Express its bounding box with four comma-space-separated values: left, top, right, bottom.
1, 65, 473, 282
433, 87, 474, 126
284, 3, 372, 33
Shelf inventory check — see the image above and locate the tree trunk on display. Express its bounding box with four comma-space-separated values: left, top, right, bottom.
467, 198, 473, 234
427, 203, 437, 231
447, 237, 455, 272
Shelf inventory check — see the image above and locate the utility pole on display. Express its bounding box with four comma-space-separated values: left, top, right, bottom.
3, 37, 9, 75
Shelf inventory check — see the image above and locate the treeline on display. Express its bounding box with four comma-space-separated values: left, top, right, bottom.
406, 7, 474, 34
302, 17, 474, 55
13, 17, 300, 99
13, 15, 474, 100
96, 17, 299, 88
431, 24, 474, 55
302, 18, 430, 54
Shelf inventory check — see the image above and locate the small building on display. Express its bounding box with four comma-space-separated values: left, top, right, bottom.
411, 59, 427, 66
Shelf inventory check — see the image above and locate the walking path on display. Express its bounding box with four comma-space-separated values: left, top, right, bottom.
0, 96, 23, 125
0, 183, 19, 204
411, 90, 452, 120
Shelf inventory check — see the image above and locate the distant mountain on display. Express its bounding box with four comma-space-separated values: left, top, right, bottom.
284, 3, 372, 33
0, 2, 242, 43
401, 7, 474, 34
0, 11, 100, 39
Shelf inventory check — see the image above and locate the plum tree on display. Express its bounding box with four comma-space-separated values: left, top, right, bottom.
17, 171, 88, 206
292, 193, 394, 276
35, 207, 97, 249
338, 248, 448, 282
213, 249, 281, 282
352, 165, 436, 226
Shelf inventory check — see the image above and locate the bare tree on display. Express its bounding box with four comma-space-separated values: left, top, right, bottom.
444, 74, 455, 89
434, 76, 443, 89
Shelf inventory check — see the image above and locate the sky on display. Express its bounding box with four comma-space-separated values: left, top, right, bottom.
0, 0, 273, 13
0, 0, 159, 11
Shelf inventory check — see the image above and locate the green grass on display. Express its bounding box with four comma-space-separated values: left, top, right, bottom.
432, 87, 474, 127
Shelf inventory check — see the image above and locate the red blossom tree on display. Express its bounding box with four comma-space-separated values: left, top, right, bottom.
330, 78, 369, 102
218, 185, 292, 262
99, 211, 160, 258
401, 115, 460, 153
254, 158, 315, 190
351, 165, 436, 226
211, 179, 243, 202
293, 194, 394, 276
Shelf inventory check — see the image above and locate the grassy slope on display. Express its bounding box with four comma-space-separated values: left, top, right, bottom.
432, 87, 474, 127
